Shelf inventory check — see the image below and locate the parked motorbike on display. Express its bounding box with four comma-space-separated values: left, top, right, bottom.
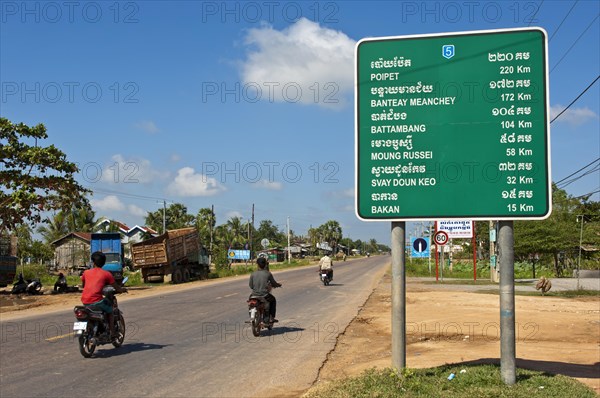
11, 276, 43, 295
72, 277, 128, 358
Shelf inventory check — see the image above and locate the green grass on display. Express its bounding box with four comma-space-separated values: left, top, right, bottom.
304, 365, 597, 398
208, 258, 315, 279
406, 259, 547, 280
473, 288, 600, 298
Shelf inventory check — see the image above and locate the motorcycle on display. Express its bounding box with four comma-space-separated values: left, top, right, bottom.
320, 270, 331, 286
72, 277, 128, 358
246, 295, 280, 337
11, 277, 43, 295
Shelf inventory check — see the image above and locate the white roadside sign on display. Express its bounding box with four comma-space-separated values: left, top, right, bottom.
438, 220, 473, 238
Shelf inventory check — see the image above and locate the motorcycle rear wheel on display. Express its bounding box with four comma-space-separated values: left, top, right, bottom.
112, 314, 126, 347
79, 333, 96, 358
251, 317, 261, 337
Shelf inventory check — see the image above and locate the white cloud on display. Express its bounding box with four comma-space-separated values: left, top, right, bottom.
325, 187, 355, 199
225, 211, 244, 220
127, 204, 147, 218
550, 105, 598, 126
342, 188, 354, 198
91, 195, 125, 212
134, 120, 160, 134
252, 179, 283, 190
101, 154, 169, 184
240, 18, 355, 108
167, 167, 226, 197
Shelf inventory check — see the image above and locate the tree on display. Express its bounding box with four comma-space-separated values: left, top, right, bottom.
0, 118, 89, 231
318, 220, 343, 253
213, 224, 233, 269
339, 237, 354, 254
514, 186, 589, 276
145, 203, 195, 233
226, 216, 248, 248
196, 207, 216, 247
307, 227, 320, 256
368, 238, 379, 253
13, 224, 53, 264
68, 203, 97, 232
256, 220, 285, 247
36, 203, 97, 244
37, 211, 69, 244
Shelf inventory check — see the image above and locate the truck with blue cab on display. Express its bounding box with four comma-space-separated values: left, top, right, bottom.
90, 233, 124, 283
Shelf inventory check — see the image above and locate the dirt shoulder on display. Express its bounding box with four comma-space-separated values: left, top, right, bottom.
307, 274, 600, 396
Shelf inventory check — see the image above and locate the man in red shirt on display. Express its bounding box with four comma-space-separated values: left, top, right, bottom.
81, 251, 124, 338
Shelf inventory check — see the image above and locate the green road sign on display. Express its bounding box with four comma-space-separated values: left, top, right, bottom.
355, 28, 551, 221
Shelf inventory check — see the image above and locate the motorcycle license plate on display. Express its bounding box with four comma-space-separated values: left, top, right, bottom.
73, 322, 87, 334
321, 274, 328, 277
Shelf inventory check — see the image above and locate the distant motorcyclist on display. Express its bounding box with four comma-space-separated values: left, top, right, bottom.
249, 256, 282, 322
319, 253, 334, 281
81, 252, 126, 339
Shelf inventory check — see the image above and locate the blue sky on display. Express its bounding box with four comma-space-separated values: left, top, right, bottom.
1, 1, 599, 245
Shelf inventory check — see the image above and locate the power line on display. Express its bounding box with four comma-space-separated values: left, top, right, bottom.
556, 165, 600, 189
555, 157, 600, 185
550, 13, 599, 73
573, 189, 600, 200
550, 75, 600, 124
85, 186, 172, 203
549, 0, 578, 42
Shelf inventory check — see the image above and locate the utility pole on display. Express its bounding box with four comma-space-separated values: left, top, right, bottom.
209, 204, 214, 266
162, 200, 167, 234
577, 215, 585, 290
250, 204, 254, 260
287, 216, 291, 264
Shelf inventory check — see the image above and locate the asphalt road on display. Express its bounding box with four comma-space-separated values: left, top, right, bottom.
0, 256, 389, 398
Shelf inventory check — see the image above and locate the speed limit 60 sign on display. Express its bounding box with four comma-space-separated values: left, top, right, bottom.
434, 231, 449, 245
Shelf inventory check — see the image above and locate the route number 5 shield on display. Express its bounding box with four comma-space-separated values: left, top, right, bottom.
442, 44, 455, 59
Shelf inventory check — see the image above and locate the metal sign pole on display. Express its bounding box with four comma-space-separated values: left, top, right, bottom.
498, 220, 516, 385
391, 221, 406, 370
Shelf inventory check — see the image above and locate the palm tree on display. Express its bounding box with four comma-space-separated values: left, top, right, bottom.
319, 220, 343, 254
145, 203, 195, 233
369, 238, 379, 254
37, 211, 69, 244
68, 204, 97, 232
196, 207, 216, 247
308, 227, 320, 256
226, 216, 247, 248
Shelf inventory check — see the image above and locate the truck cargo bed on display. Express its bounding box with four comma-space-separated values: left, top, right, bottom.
132, 227, 199, 268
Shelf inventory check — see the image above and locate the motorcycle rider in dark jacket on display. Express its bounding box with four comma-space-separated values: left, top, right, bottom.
249, 257, 282, 322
